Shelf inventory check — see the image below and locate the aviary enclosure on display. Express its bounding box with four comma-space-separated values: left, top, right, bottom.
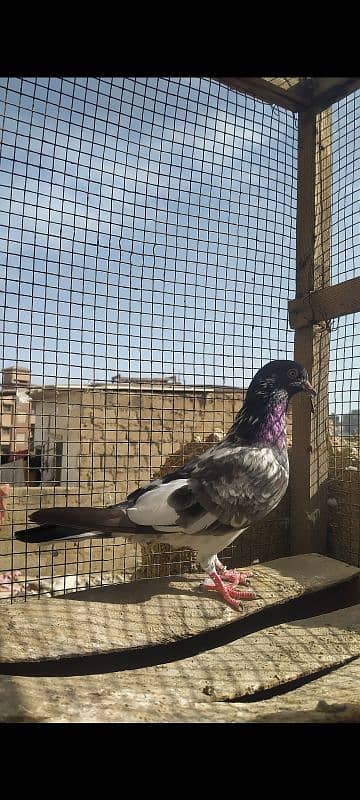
0, 77, 359, 723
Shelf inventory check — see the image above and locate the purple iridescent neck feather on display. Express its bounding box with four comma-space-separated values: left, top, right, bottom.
228, 390, 289, 449
256, 395, 288, 448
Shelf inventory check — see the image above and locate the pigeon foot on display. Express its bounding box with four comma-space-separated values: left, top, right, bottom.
202, 570, 257, 610
216, 562, 254, 586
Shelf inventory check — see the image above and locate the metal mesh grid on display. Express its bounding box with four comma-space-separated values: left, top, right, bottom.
321, 92, 360, 566
328, 312, 360, 566
330, 89, 360, 284
0, 77, 298, 600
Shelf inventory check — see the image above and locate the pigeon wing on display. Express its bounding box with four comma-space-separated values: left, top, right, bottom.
122, 441, 288, 534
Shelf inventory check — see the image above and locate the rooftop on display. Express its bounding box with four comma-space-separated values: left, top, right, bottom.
30, 383, 246, 397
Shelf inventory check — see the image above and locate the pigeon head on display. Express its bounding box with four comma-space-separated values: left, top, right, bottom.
229, 360, 316, 447
247, 360, 316, 403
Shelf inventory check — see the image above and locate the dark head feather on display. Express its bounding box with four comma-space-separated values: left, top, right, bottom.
245, 360, 315, 403
228, 360, 315, 445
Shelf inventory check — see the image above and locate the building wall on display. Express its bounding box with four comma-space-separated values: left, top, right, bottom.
31, 384, 294, 500
32, 394, 82, 484
0, 366, 34, 457
79, 386, 248, 496
31, 385, 248, 496
0, 459, 26, 485
1, 485, 137, 584
0, 396, 14, 450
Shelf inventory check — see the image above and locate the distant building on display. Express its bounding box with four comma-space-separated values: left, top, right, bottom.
340, 410, 360, 436
0, 366, 36, 460
29, 382, 247, 489
329, 413, 342, 435
110, 373, 183, 386
329, 410, 359, 437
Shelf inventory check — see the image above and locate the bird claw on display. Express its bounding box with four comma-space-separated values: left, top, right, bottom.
202, 570, 257, 610
218, 567, 253, 586
227, 586, 257, 601
202, 581, 243, 610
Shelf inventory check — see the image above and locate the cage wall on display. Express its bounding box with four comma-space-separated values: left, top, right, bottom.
328, 311, 360, 565
317, 91, 360, 566
0, 77, 298, 599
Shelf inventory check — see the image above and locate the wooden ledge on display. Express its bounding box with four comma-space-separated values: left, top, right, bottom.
0, 554, 358, 664
0, 603, 359, 722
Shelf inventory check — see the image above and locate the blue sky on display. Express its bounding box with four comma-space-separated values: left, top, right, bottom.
0, 77, 358, 413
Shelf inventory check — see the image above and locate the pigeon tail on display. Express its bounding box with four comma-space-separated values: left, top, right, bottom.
14, 505, 131, 544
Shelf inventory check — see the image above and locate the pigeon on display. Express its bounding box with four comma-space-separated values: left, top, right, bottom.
15, 360, 316, 610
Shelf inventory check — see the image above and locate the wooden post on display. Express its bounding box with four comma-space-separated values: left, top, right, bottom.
290, 107, 332, 554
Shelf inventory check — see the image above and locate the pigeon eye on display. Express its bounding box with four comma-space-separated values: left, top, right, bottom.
287, 368, 298, 379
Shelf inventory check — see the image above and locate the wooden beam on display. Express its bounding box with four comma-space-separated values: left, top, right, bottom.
289, 277, 360, 329
311, 78, 360, 113
213, 77, 360, 115
213, 77, 307, 112
290, 108, 332, 555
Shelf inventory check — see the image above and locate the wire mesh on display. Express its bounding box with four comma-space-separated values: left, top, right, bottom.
330, 89, 360, 284
317, 92, 360, 567
0, 77, 298, 601
328, 312, 360, 566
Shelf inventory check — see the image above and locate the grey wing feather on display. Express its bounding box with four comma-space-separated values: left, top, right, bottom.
188, 443, 289, 527
121, 441, 289, 534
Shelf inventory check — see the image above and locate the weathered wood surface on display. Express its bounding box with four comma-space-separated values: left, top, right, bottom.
290, 108, 317, 555
0, 554, 358, 664
1, 605, 359, 722
213, 77, 306, 112
238, 655, 360, 723
213, 77, 360, 116
290, 107, 332, 555
311, 78, 360, 114
288, 277, 360, 329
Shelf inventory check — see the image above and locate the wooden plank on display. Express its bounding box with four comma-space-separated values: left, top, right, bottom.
101, 604, 360, 706
288, 277, 360, 329
290, 108, 317, 554
311, 107, 332, 553
1, 604, 359, 722
263, 77, 360, 112
213, 77, 306, 112
2, 684, 360, 723
311, 78, 360, 113
264, 77, 303, 90
286, 78, 360, 114
231, 653, 360, 723
212, 77, 360, 115
290, 108, 332, 554
0, 554, 358, 664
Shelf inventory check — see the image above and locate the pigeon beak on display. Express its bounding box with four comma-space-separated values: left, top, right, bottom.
301, 379, 317, 397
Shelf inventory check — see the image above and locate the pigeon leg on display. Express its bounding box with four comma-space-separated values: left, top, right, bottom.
202, 570, 257, 610
215, 557, 253, 587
